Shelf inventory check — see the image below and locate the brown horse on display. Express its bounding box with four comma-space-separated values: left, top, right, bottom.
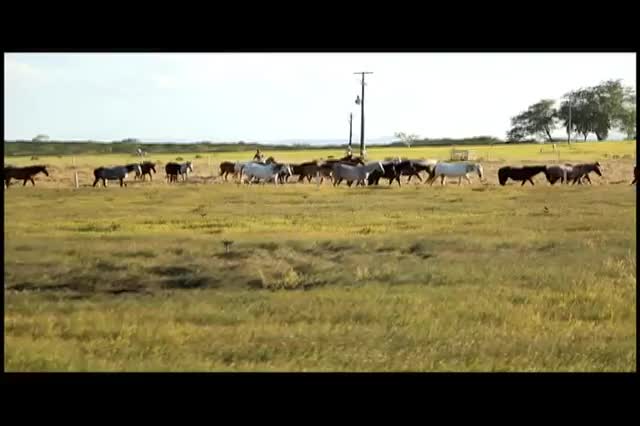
632, 166, 638, 185
569, 162, 602, 184
4, 165, 49, 188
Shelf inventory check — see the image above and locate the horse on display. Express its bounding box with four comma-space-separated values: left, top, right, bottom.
408, 159, 438, 182
632, 166, 638, 185
219, 161, 237, 181
165, 161, 193, 183
272, 161, 293, 184
93, 164, 141, 187
428, 162, 484, 186
568, 162, 602, 185
333, 161, 385, 187
498, 165, 547, 186
544, 164, 571, 185
4, 165, 49, 188
315, 156, 365, 184
137, 161, 156, 181
240, 162, 292, 185
290, 161, 322, 183
393, 160, 423, 185
367, 161, 399, 187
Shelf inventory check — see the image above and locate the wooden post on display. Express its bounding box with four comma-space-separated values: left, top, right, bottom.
74, 171, 79, 188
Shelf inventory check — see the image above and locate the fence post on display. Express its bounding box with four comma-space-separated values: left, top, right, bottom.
74, 171, 79, 188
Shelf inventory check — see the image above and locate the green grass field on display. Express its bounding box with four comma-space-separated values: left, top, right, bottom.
4, 141, 637, 371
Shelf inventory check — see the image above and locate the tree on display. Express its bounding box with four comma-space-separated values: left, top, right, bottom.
394, 132, 420, 148
32, 134, 49, 142
507, 100, 557, 142
557, 90, 596, 142
618, 104, 636, 140
556, 80, 635, 142
616, 87, 636, 140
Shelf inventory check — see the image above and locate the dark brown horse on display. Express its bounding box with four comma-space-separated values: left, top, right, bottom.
4, 165, 49, 188
165, 161, 193, 183
498, 165, 547, 186
219, 161, 237, 181
138, 161, 156, 181
632, 166, 638, 185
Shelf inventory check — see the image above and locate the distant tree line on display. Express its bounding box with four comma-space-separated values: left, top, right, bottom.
507, 79, 636, 143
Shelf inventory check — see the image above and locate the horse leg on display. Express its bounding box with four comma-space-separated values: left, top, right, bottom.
414, 173, 423, 182
521, 179, 526, 186
30, 177, 36, 186
584, 174, 592, 185
528, 178, 535, 186
5, 177, 10, 188
464, 175, 472, 185
23, 179, 28, 186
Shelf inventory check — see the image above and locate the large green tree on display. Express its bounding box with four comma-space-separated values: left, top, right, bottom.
507, 99, 557, 142
556, 80, 635, 141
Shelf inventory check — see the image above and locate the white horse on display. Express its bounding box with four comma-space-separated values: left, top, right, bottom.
332, 161, 385, 187
240, 162, 292, 185
429, 162, 484, 186
179, 161, 193, 181
234, 161, 259, 176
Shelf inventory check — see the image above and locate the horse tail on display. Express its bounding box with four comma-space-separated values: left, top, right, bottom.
498, 168, 508, 185
426, 164, 437, 181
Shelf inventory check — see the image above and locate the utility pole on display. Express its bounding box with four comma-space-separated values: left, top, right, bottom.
354, 71, 373, 158
568, 96, 572, 146
348, 112, 353, 152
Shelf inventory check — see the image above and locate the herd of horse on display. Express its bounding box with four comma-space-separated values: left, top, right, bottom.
218, 155, 613, 188
2, 156, 636, 189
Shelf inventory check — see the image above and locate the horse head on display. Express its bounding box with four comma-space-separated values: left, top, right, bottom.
475, 163, 484, 180
186, 161, 193, 172
144, 161, 156, 174
265, 156, 276, 164
592, 162, 602, 176
39, 166, 49, 176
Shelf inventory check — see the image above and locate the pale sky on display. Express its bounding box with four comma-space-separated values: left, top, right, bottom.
4, 52, 636, 143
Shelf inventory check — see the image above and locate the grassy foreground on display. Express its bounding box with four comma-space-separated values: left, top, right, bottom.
3, 141, 637, 371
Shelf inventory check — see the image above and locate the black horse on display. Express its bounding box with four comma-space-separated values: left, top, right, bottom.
498, 165, 547, 186
632, 166, 638, 185
165, 161, 193, 183
4, 165, 49, 188
368, 160, 423, 186
367, 161, 398, 186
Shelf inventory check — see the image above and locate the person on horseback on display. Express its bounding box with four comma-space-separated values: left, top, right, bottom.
345, 145, 353, 158
253, 149, 265, 162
